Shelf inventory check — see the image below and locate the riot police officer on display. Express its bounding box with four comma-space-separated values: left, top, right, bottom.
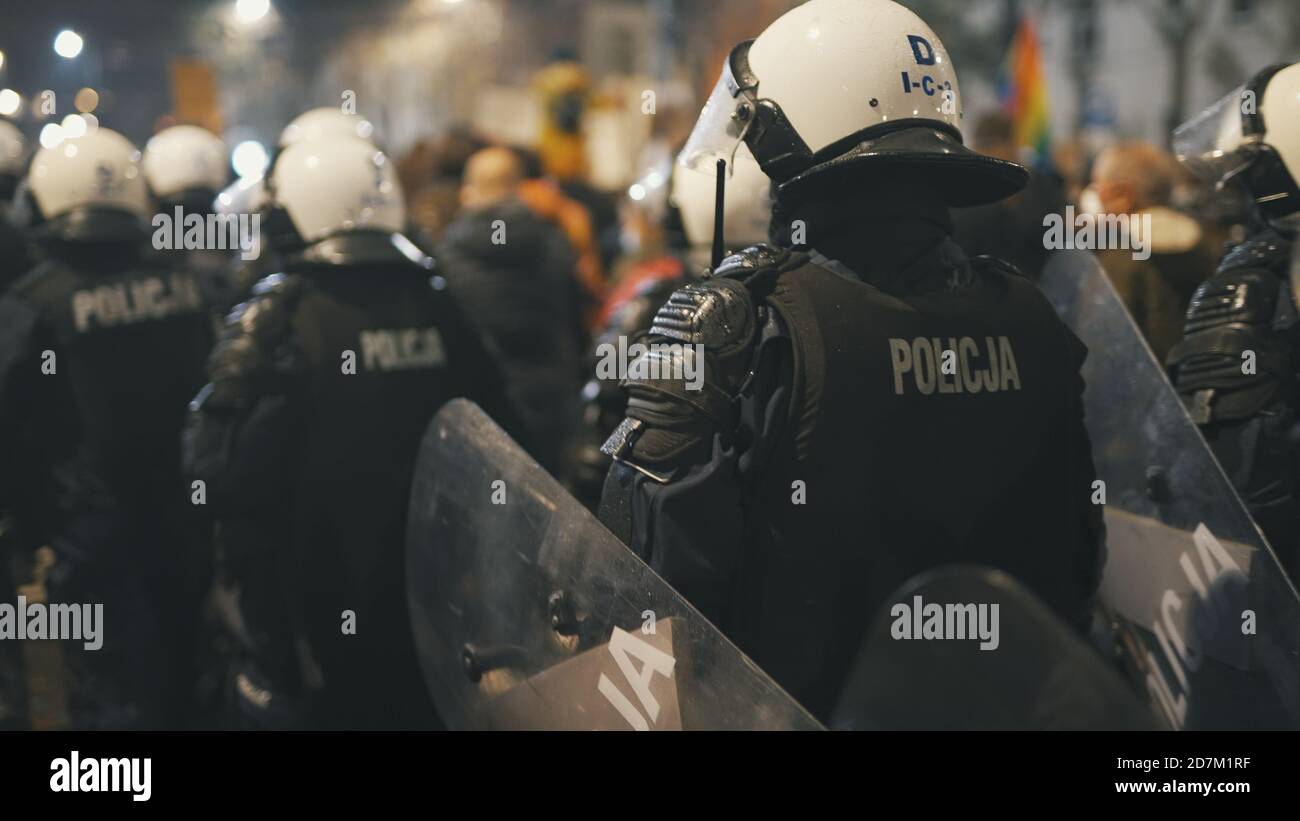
1167, 62, 1300, 583
143, 124, 237, 325
183, 134, 518, 729
0, 119, 32, 292
597, 0, 1104, 719
0, 118, 31, 729
0, 128, 213, 728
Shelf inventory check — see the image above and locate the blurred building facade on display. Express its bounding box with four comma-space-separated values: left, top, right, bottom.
0, 0, 1296, 188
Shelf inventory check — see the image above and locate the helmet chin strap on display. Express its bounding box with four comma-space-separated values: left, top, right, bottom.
712, 158, 727, 269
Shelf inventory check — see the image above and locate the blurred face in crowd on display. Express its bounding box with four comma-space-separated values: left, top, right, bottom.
1091, 142, 1175, 216
460, 147, 525, 210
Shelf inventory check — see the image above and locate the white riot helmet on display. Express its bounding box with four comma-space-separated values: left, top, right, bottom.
264, 136, 404, 250
278, 107, 375, 148
672, 141, 771, 250
25, 128, 150, 242
142, 124, 228, 205
679, 0, 1026, 207
1174, 62, 1300, 222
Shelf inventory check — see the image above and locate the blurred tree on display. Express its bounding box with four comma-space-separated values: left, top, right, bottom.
1142, 0, 1212, 143
1065, 0, 1100, 133
1156, 0, 1300, 142
1223, 0, 1300, 72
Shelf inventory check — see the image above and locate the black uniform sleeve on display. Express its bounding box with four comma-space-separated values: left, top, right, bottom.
1165, 237, 1300, 581
183, 275, 309, 519
601, 312, 791, 624
0, 293, 46, 546
597, 252, 790, 624
572, 275, 684, 509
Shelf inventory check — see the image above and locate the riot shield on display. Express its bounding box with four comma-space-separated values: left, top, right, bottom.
1041, 250, 1300, 729
405, 399, 823, 730
830, 566, 1160, 730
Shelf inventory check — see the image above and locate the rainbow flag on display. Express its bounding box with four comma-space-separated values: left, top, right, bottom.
998, 15, 1051, 167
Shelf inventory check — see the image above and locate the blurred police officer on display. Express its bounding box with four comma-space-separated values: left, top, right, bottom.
1167, 62, 1300, 583
598, 0, 1104, 719
0, 119, 32, 292
0, 118, 31, 729
143, 124, 238, 326
183, 135, 517, 729
0, 128, 213, 728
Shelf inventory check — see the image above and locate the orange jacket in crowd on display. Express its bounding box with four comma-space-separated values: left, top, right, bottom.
517, 178, 606, 326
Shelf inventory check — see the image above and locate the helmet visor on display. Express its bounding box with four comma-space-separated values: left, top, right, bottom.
677, 62, 757, 177
1173, 84, 1253, 186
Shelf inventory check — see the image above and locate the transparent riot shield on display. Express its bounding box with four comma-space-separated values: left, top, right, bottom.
1041, 250, 1300, 729
405, 399, 823, 730
830, 566, 1160, 730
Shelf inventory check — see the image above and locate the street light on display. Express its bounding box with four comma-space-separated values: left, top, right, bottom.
231, 140, 269, 179
0, 89, 19, 117
54, 30, 84, 60
234, 0, 271, 24
61, 114, 88, 139
39, 123, 65, 149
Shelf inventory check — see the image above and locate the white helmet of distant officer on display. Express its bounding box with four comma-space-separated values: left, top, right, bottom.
678, 0, 1027, 212
671, 140, 772, 256
23, 128, 150, 242
1174, 62, 1300, 224
142, 124, 228, 210
279, 107, 375, 148
211, 107, 377, 224
621, 141, 773, 268
259, 106, 381, 233
262, 135, 410, 264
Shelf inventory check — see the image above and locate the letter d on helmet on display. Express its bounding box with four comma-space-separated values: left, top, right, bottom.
678, 0, 1028, 207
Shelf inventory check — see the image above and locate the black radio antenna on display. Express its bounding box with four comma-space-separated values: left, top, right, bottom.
711, 158, 726, 270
